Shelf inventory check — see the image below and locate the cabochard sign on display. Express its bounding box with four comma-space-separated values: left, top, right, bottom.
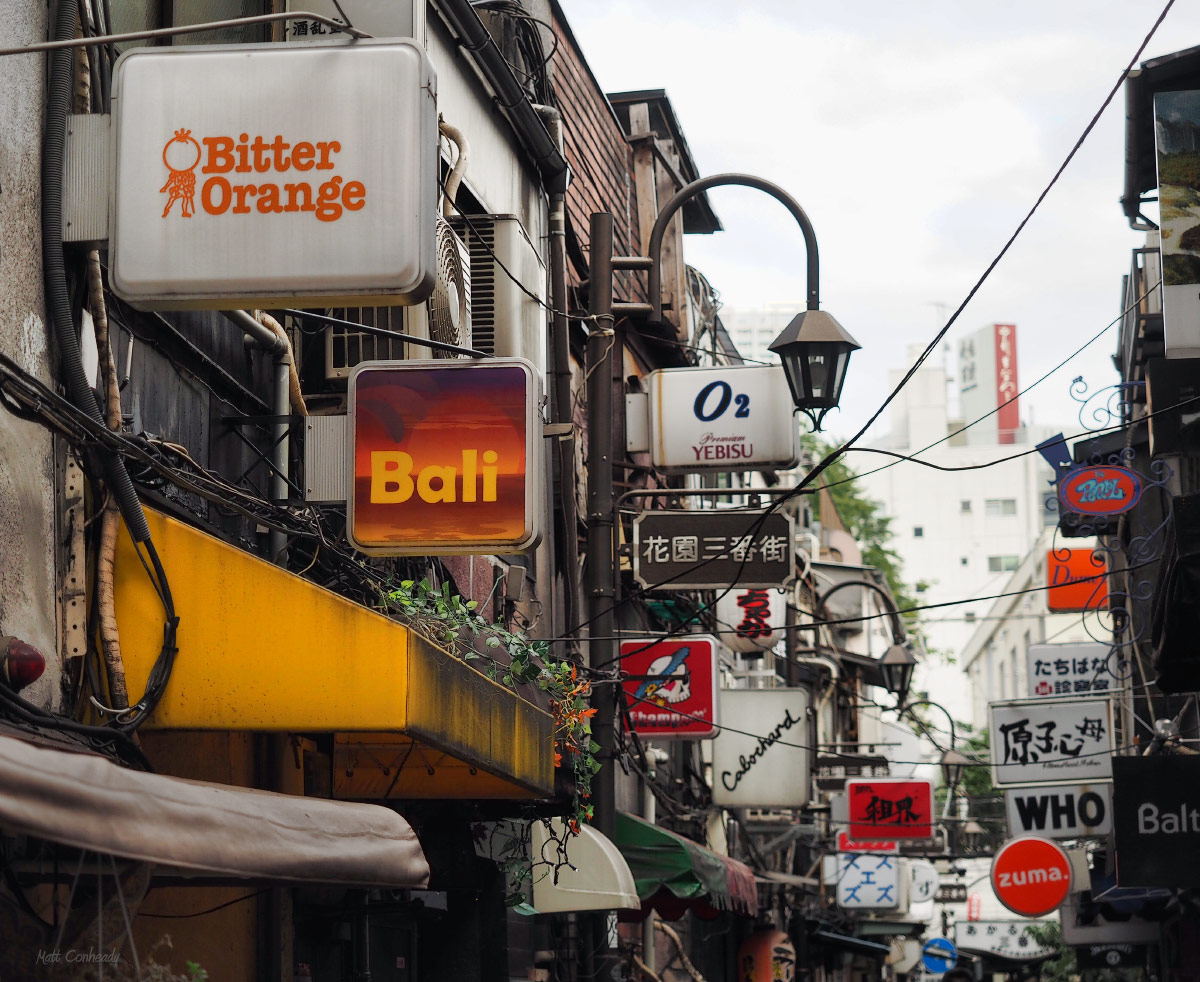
712, 689, 810, 808
1112, 755, 1200, 888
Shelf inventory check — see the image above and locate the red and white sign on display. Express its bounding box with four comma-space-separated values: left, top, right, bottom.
715, 588, 785, 654
620, 637, 718, 739
990, 836, 1072, 917
966, 894, 982, 921
994, 323, 1019, 444
835, 831, 899, 855
847, 779, 934, 840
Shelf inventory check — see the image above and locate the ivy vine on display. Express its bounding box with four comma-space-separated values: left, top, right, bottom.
381, 578, 601, 834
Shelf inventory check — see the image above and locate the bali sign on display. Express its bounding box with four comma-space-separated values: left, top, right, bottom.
846, 779, 934, 840
990, 836, 1072, 917
347, 360, 542, 555
619, 637, 719, 740
645, 366, 800, 471
109, 40, 436, 309
1058, 466, 1142, 517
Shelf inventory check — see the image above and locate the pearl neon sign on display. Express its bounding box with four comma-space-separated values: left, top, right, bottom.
1058, 466, 1142, 517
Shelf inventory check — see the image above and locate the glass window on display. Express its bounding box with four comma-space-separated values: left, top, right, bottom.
988, 555, 1020, 573
913, 526, 924, 538
964, 611, 976, 622
960, 556, 969, 566
960, 500, 972, 512
985, 498, 1017, 517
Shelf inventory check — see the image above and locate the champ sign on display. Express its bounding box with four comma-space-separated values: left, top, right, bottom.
110, 40, 436, 309
712, 688, 810, 808
989, 697, 1113, 787
646, 366, 800, 471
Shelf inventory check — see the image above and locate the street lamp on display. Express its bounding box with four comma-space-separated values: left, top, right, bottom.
643, 173, 860, 429
878, 642, 918, 704
940, 747, 971, 791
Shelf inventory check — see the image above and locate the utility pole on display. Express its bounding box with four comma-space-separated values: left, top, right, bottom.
584, 212, 623, 981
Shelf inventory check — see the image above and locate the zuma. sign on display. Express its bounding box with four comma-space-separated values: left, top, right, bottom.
348, 360, 542, 555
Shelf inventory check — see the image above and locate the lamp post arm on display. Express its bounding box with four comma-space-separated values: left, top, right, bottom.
816, 578, 907, 645
899, 698, 957, 752
646, 173, 820, 322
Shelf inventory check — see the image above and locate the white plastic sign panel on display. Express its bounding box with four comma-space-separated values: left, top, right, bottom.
1027, 641, 1114, 698
836, 854, 901, 910
989, 697, 1113, 787
110, 40, 436, 309
647, 365, 800, 471
1005, 783, 1113, 839
714, 588, 786, 653
712, 688, 810, 808
954, 921, 1055, 961
909, 859, 939, 904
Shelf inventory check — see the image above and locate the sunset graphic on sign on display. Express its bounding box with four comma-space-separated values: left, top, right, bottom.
349, 362, 535, 553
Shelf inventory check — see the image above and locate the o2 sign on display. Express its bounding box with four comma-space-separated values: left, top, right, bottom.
1059, 466, 1142, 517
693, 380, 751, 421
648, 365, 799, 471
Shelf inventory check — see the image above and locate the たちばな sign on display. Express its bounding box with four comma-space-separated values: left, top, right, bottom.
619, 637, 719, 739
847, 779, 934, 840
1027, 641, 1113, 697
347, 360, 542, 555
109, 40, 436, 309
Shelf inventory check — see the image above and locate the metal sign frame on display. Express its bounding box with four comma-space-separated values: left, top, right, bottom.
632, 509, 795, 590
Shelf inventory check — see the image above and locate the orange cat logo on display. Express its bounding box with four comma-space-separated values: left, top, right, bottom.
161, 128, 200, 218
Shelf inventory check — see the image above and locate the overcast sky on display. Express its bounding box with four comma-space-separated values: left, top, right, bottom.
556, 0, 1200, 446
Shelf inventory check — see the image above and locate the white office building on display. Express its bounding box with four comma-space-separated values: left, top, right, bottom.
857, 330, 1055, 727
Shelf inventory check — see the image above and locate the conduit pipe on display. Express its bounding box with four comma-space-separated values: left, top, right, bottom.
438, 117, 470, 218
221, 309, 295, 565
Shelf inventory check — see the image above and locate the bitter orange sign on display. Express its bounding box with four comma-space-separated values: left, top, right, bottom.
990, 836, 1072, 917
347, 360, 542, 555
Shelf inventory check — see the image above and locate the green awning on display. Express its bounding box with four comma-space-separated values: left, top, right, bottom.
613, 812, 758, 916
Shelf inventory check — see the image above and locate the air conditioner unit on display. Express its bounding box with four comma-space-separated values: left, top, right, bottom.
322, 218, 470, 378
447, 214, 547, 373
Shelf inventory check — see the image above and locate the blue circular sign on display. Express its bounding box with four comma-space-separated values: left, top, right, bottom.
922, 937, 957, 973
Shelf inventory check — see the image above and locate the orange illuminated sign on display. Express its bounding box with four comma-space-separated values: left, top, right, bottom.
347, 360, 542, 555
1046, 549, 1109, 612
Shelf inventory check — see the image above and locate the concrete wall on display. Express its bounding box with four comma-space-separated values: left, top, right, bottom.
0, 1, 61, 710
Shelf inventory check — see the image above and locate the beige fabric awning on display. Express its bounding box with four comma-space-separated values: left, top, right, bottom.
0, 734, 429, 888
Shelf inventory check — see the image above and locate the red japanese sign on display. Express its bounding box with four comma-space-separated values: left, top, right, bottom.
1046, 549, 1109, 612
620, 637, 718, 739
835, 831, 899, 855
1059, 466, 1142, 517
991, 836, 1072, 917
847, 779, 934, 840
994, 323, 1019, 445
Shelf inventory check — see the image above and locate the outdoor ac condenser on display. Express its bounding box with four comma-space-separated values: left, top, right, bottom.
447, 214, 547, 374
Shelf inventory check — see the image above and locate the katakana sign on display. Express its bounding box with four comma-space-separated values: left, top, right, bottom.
846, 779, 934, 840
836, 853, 901, 909
989, 697, 1113, 787
835, 831, 898, 855
632, 510, 795, 590
1027, 641, 1113, 697
954, 921, 1054, 961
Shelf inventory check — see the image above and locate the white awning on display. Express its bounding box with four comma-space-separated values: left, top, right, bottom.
0, 734, 429, 888
532, 819, 639, 913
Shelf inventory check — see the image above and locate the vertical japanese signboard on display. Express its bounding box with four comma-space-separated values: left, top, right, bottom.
712, 688, 810, 807
846, 779, 934, 840
619, 637, 719, 739
989, 697, 1113, 786
347, 360, 542, 555
1027, 641, 1114, 697
994, 323, 1019, 444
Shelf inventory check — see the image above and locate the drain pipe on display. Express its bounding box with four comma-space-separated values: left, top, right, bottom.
222, 309, 292, 565
533, 103, 582, 655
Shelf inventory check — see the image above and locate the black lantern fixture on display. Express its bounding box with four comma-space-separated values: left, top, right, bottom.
878, 642, 917, 703
940, 747, 971, 791
768, 309, 861, 431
